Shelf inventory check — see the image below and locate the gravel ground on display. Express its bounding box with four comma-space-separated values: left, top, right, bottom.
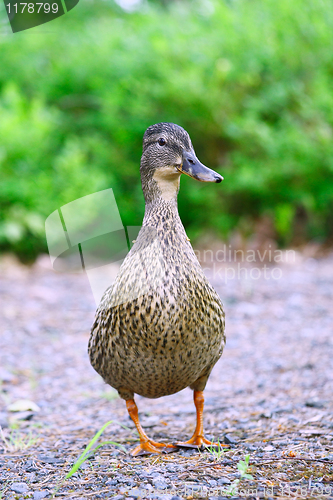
0, 250, 333, 500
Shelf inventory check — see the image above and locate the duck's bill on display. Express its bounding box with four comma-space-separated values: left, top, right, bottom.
177, 151, 223, 183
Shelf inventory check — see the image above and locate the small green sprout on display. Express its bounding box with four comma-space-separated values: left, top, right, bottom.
237, 454, 254, 479
226, 454, 254, 497
0, 426, 38, 452
51, 420, 130, 498
204, 438, 225, 461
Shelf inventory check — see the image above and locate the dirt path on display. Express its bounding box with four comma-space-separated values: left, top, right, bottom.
0, 251, 332, 500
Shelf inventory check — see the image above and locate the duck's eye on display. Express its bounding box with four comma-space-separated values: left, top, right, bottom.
158, 138, 166, 146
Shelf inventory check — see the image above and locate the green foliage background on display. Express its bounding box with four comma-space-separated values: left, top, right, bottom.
1, 0, 333, 260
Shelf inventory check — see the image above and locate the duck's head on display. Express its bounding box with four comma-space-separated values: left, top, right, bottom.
140, 123, 223, 204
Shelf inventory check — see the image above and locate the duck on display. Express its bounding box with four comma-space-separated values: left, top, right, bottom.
88, 123, 226, 456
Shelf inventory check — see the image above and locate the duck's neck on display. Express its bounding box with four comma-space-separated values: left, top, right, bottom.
141, 167, 183, 229
142, 197, 181, 229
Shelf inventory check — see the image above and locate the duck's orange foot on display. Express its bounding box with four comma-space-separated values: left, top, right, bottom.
131, 440, 178, 456
176, 435, 229, 450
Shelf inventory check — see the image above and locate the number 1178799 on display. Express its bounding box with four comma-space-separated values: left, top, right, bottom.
6, 3, 59, 13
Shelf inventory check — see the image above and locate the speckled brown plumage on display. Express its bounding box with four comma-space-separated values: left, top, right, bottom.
88, 123, 225, 454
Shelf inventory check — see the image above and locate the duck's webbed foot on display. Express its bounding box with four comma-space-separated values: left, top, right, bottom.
126, 399, 177, 456
177, 435, 221, 449
131, 438, 176, 456
176, 390, 228, 450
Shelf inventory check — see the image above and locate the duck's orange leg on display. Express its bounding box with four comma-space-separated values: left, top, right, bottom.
176, 391, 228, 449
126, 399, 177, 456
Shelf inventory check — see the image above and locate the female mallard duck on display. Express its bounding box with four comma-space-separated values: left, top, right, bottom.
88, 123, 225, 456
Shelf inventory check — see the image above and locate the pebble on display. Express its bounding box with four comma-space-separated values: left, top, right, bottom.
150, 472, 166, 479
217, 477, 231, 485
10, 482, 29, 493
245, 444, 257, 451
106, 479, 118, 486
24, 459, 39, 472
152, 479, 168, 490
208, 479, 217, 487
185, 484, 202, 492
142, 484, 154, 490
33, 491, 50, 500
10, 410, 35, 421
37, 455, 64, 464
25, 472, 37, 482
0, 368, 14, 382
115, 475, 127, 483
0, 412, 8, 428
224, 434, 239, 444
305, 399, 325, 408
150, 496, 174, 500
166, 465, 177, 472
178, 448, 197, 456
125, 489, 147, 498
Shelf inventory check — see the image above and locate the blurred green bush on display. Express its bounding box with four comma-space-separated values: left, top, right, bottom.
1, 0, 333, 261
